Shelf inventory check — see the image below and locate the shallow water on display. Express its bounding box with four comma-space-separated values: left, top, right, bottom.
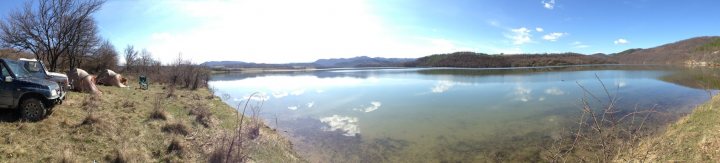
209, 65, 718, 162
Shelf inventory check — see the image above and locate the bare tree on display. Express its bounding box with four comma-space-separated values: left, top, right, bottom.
123, 45, 138, 72
138, 48, 151, 69
0, 0, 105, 72
81, 40, 117, 72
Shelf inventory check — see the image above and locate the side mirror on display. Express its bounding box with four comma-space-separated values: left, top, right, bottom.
4, 76, 12, 82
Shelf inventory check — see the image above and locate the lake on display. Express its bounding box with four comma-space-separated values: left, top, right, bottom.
209, 65, 719, 162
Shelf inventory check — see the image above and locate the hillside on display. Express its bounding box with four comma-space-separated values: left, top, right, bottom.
612, 36, 720, 65
313, 56, 414, 67
405, 52, 615, 68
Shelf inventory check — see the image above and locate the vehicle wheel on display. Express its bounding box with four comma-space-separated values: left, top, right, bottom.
20, 98, 46, 121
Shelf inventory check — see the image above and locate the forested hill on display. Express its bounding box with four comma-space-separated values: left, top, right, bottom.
611, 36, 720, 65
313, 56, 414, 67
405, 52, 615, 68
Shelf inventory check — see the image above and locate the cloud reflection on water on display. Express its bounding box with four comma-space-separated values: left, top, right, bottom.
431, 80, 455, 93
544, 87, 565, 95
353, 101, 382, 112
272, 92, 289, 98
240, 93, 270, 102
617, 81, 627, 88
514, 86, 532, 102
320, 115, 360, 136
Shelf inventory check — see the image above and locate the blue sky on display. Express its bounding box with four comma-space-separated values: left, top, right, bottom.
1, 0, 720, 63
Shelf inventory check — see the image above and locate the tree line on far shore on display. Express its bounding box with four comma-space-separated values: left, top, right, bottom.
404, 52, 616, 68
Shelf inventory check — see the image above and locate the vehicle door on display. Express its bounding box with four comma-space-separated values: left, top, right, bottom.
0, 62, 15, 107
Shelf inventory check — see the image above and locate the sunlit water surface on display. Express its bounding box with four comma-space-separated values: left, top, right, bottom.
209, 66, 718, 162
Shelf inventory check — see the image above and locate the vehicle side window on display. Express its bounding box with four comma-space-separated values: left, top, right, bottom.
24, 62, 41, 72
0, 63, 9, 77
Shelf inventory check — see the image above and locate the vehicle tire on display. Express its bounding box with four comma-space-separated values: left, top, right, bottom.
20, 98, 46, 122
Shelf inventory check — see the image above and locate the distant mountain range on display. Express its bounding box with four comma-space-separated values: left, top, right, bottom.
201, 56, 414, 68
202, 36, 720, 69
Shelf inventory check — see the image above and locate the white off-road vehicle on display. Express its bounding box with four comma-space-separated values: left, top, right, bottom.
17, 58, 71, 91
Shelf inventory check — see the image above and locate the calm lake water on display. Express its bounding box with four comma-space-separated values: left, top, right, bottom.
209, 65, 719, 162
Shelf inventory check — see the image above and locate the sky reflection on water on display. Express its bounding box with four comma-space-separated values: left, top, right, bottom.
209, 66, 717, 162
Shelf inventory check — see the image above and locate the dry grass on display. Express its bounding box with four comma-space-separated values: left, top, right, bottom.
0, 82, 302, 162
189, 103, 213, 128
618, 95, 720, 162
80, 113, 101, 126
162, 123, 190, 136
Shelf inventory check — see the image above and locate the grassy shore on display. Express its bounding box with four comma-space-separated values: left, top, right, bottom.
0, 84, 302, 162
619, 94, 720, 161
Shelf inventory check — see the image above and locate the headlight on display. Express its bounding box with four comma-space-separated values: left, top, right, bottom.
50, 89, 58, 96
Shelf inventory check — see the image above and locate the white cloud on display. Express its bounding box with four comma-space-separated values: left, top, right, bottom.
535, 27, 544, 32
307, 102, 315, 108
543, 0, 556, 9
572, 41, 590, 48
288, 106, 298, 110
545, 87, 566, 95
320, 115, 359, 136
431, 80, 455, 93
508, 27, 532, 45
614, 38, 629, 45
542, 32, 567, 41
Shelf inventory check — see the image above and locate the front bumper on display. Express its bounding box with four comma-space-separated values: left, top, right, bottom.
48, 91, 66, 105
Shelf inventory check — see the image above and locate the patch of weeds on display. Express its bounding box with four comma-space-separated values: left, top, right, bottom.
162, 123, 189, 136
149, 96, 168, 121
167, 138, 186, 156
189, 104, 213, 128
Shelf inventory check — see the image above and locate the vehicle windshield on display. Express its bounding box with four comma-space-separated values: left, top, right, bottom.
5, 60, 31, 78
